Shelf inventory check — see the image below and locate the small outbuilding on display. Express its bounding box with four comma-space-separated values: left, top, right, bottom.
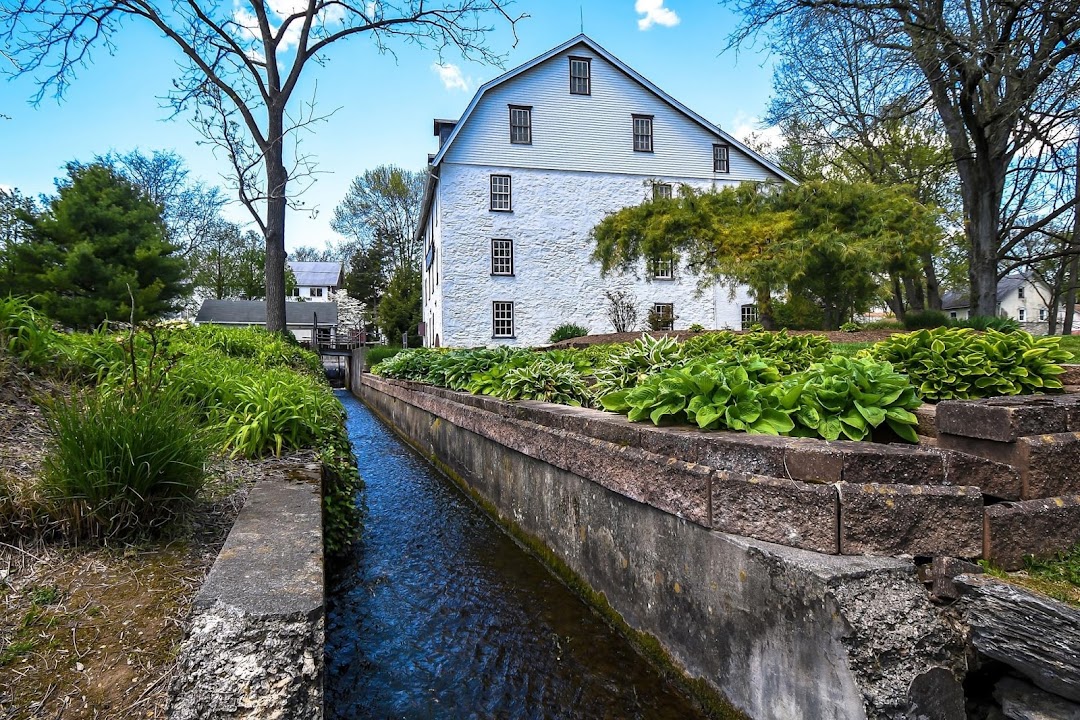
194, 299, 338, 345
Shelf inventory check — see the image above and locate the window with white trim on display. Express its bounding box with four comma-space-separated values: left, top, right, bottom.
652, 303, 674, 331
493, 301, 515, 338
649, 256, 674, 279
740, 304, 759, 330
509, 106, 531, 144
713, 144, 730, 173
653, 183, 672, 200
569, 57, 591, 95
490, 175, 511, 211
310, 287, 323, 298
633, 115, 653, 152
491, 239, 513, 275
950, 311, 958, 319
1018, 308, 1027, 321
1039, 308, 1048, 321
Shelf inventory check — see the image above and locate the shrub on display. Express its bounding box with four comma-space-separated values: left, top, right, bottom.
604, 289, 638, 332
903, 310, 949, 329
496, 356, 591, 406
365, 345, 404, 370
952, 315, 1021, 332
548, 323, 590, 344
871, 327, 1071, 400
840, 321, 861, 333
772, 296, 824, 330
688, 323, 706, 333
40, 384, 212, 539
861, 319, 905, 331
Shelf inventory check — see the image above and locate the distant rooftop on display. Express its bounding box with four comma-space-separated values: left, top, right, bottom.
288, 261, 343, 288
941, 273, 1034, 310
195, 299, 338, 326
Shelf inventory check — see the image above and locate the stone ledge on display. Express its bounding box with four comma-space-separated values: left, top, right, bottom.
983, 495, 1080, 570
936, 395, 1073, 442
167, 463, 324, 720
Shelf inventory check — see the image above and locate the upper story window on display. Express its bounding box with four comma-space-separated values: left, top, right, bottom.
713, 144, 730, 173
509, 106, 532, 144
650, 256, 674, 279
653, 183, 672, 200
633, 115, 653, 153
491, 239, 514, 276
569, 57, 591, 95
490, 174, 511, 211
1017, 286, 1026, 299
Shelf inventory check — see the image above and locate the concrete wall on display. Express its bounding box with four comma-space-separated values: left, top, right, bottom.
168, 462, 324, 720
357, 374, 969, 720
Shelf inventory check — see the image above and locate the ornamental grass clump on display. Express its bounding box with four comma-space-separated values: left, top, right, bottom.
40, 384, 211, 539
870, 327, 1070, 400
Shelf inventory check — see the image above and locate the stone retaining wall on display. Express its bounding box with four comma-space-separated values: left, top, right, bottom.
357, 373, 970, 720
167, 462, 324, 720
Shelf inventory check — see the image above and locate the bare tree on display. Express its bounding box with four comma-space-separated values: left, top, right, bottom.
604, 289, 639, 333
1, 1, 520, 332
727, 0, 1080, 317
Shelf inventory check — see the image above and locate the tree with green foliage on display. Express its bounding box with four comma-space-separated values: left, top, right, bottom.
377, 265, 421, 346
9, 164, 186, 328
592, 180, 941, 329
332, 165, 426, 272
346, 242, 389, 336
0, 187, 39, 289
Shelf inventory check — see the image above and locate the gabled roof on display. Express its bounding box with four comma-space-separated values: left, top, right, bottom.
430, 34, 796, 184
940, 273, 1038, 310
288, 261, 343, 288
195, 299, 338, 326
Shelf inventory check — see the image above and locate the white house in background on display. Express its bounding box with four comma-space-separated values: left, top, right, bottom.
194, 299, 338, 345
288, 261, 344, 300
942, 273, 1053, 329
417, 35, 794, 348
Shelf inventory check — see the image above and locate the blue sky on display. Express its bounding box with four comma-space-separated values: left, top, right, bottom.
1, 0, 777, 252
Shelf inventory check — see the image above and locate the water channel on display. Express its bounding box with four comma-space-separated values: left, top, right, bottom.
325, 390, 710, 719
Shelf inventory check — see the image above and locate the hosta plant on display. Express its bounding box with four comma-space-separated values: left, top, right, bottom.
870, 327, 1070, 401
590, 334, 685, 398
495, 356, 591, 406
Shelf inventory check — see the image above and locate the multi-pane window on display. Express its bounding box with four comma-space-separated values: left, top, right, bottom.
740, 304, 759, 330
491, 239, 514, 275
493, 301, 515, 338
1017, 286, 1025, 299
652, 303, 674, 331
1018, 308, 1027, 321
713, 144, 730, 173
633, 115, 653, 152
1039, 308, 1048, 321
310, 287, 323, 298
650, 256, 674, 279
490, 175, 511, 211
569, 57, 591, 95
653, 183, 672, 200
509, 106, 532, 144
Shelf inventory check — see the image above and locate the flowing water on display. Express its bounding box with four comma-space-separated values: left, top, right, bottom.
326, 390, 709, 720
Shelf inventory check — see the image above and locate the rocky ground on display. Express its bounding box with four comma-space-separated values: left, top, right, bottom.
0, 357, 302, 719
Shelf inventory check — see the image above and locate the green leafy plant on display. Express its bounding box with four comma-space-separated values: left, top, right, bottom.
688, 323, 706, 333
871, 327, 1071, 400
365, 345, 403, 370
840, 321, 861, 333
548, 323, 590, 344
0, 296, 61, 370
40, 384, 212, 539
496, 356, 591, 405
951, 315, 1021, 332
902, 310, 949, 329
590, 334, 685, 399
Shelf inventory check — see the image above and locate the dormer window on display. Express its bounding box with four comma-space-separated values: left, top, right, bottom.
713, 144, 730, 173
633, 115, 653, 152
509, 106, 532, 144
569, 57, 591, 95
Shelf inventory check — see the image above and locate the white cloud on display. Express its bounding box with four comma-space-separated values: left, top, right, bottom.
0, 184, 12, 194
730, 112, 783, 151
432, 63, 470, 92
365, 1, 378, 17
635, 0, 680, 30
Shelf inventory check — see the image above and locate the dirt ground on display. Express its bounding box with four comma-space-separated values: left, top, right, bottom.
548, 328, 899, 348
0, 358, 302, 720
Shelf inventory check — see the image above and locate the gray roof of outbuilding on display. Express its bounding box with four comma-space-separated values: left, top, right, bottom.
288, 261, 343, 288
940, 273, 1031, 310
195, 299, 338, 326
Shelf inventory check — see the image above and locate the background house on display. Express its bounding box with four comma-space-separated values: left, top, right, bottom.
942, 273, 1054, 332
288, 261, 344, 301
418, 35, 793, 348
194, 299, 338, 345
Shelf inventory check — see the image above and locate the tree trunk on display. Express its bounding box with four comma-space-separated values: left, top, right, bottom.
889, 273, 906, 320
903, 276, 925, 312
756, 286, 776, 330
922, 251, 942, 310
967, 179, 1004, 318
264, 119, 288, 334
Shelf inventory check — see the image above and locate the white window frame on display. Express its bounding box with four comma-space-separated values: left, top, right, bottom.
653, 183, 672, 200
491, 239, 514, 276
490, 175, 511, 211
633, 115, 653, 152
492, 301, 515, 338
650, 256, 674, 279
740, 304, 759, 330
310, 287, 324, 298
1039, 308, 1048, 321
1018, 308, 1027, 321
652, 302, 674, 331
713, 144, 730, 173
509, 106, 531, 144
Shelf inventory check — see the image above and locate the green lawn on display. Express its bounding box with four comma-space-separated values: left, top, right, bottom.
1055, 334, 1080, 361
